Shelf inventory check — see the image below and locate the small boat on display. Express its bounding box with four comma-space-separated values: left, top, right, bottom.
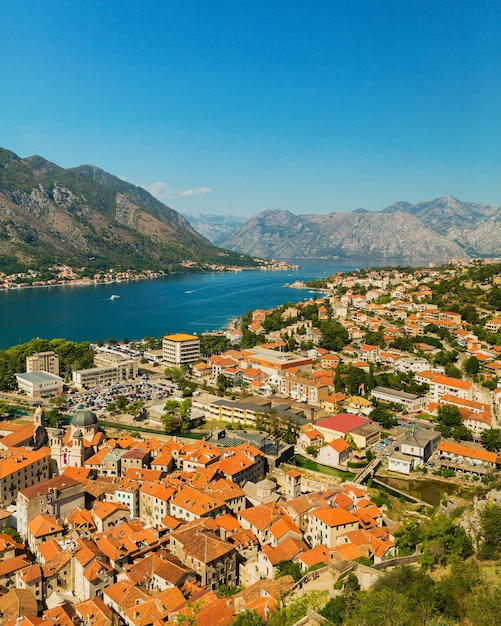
109, 295, 120, 300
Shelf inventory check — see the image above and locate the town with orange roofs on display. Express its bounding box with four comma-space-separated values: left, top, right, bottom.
2, 259, 501, 624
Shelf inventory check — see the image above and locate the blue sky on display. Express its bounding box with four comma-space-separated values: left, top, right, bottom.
1, 1, 500, 216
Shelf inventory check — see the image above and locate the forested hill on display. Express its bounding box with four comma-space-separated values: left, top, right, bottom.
0, 148, 255, 273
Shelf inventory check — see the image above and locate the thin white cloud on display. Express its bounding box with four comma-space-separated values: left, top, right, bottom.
179, 186, 212, 197
142, 182, 212, 201
143, 182, 175, 201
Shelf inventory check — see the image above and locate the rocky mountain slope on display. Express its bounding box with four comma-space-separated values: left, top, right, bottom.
215, 196, 501, 260
0, 149, 252, 272
383, 195, 501, 257
183, 212, 247, 243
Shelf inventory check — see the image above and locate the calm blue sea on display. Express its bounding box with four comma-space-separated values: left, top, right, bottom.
0, 259, 421, 349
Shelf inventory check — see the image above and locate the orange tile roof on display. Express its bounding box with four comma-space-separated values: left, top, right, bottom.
27, 513, 63, 538
0, 424, 35, 447
303, 429, 323, 441
92, 500, 130, 520
38, 539, 63, 563
312, 507, 359, 528
0, 554, 32, 576
430, 374, 472, 390
74, 598, 112, 626
438, 441, 500, 463
238, 502, 285, 531
19, 563, 42, 583
214, 453, 254, 476
269, 517, 301, 540
61, 466, 92, 481
328, 438, 351, 453
0, 447, 50, 479
261, 537, 306, 565
170, 485, 225, 517
299, 544, 330, 568
171, 523, 235, 563
336, 542, 364, 561
124, 468, 163, 481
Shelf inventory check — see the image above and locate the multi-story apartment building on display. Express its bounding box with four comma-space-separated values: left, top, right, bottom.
170, 521, 237, 590
0, 448, 51, 507
17, 475, 85, 538
162, 333, 200, 366
307, 507, 359, 548
26, 351, 60, 376
72, 359, 138, 389
279, 371, 329, 404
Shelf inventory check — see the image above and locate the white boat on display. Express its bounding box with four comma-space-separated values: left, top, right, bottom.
109, 295, 120, 300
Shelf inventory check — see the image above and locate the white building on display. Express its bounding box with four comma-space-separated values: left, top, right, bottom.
162, 333, 200, 366
427, 374, 473, 402
72, 359, 138, 389
388, 452, 414, 475
15, 371, 64, 399
371, 386, 425, 412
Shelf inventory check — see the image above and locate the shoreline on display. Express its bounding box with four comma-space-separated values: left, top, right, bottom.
0, 260, 299, 293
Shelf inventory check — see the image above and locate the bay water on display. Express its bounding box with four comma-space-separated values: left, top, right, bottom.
0, 259, 416, 349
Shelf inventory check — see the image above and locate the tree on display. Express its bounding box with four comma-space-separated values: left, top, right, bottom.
479, 501, 501, 558
444, 363, 463, 379
282, 417, 300, 444
466, 580, 501, 626
305, 445, 319, 458
45, 407, 62, 428
268, 590, 328, 626
434, 350, 456, 366
419, 514, 473, 570
435, 404, 464, 438
480, 428, 501, 451
199, 334, 231, 357
463, 355, 480, 376
344, 588, 416, 626
334, 365, 344, 393
231, 610, 262, 626
49, 394, 67, 408
256, 409, 299, 444
460, 305, 480, 325
451, 424, 473, 442
320, 574, 360, 625
369, 407, 398, 429
164, 366, 184, 383
394, 520, 423, 556
275, 560, 302, 582
319, 320, 350, 351
3, 527, 22, 542
178, 398, 192, 430
162, 399, 181, 434
217, 373, 232, 394
115, 395, 128, 411
126, 400, 144, 417
345, 365, 367, 396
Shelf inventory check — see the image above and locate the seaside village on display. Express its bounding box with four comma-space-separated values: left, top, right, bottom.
3, 261, 501, 625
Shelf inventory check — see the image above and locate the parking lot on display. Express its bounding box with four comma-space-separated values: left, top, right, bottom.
64, 377, 175, 416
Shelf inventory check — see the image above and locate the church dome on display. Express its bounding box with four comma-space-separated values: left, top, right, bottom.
71, 409, 98, 428
73, 429, 83, 438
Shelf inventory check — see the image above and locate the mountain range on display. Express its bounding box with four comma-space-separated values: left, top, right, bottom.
210, 196, 501, 260
1, 146, 499, 269
183, 213, 247, 243
0, 148, 252, 273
